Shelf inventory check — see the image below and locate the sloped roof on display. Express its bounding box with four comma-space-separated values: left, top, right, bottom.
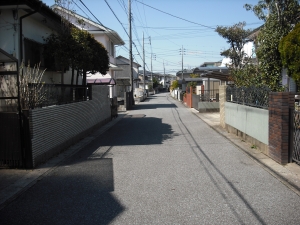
52, 5, 125, 45
116, 55, 141, 67
0, 0, 62, 31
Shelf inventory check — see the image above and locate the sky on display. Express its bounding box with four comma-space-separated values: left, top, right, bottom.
42, 0, 264, 75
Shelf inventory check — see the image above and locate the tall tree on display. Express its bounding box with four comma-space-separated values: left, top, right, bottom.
215, 22, 261, 86
245, 0, 300, 91
216, 22, 253, 69
279, 23, 300, 86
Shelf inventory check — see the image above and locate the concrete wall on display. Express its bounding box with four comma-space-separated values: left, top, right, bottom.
198, 102, 219, 112
225, 102, 269, 145
29, 85, 111, 167
219, 85, 226, 128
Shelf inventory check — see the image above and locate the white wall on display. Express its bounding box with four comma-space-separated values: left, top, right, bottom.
220, 41, 255, 67
225, 102, 269, 144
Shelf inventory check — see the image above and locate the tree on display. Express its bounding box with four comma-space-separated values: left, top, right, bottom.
216, 22, 258, 86
49, 0, 108, 85
190, 73, 199, 78
216, 22, 253, 69
170, 80, 179, 91
187, 81, 197, 90
279, 22, 300, 85
245, 0, 300, 91
229, 64, 262, 87
152, 77, 159, 89
44, 26, 109, 86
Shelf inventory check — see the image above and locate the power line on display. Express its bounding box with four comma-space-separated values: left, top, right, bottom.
104, 0, 130, 38
135, 0, 216, 29
71, 0, 91, 20
78, 0, 104, 26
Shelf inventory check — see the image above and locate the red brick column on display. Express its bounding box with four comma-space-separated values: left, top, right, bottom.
269, 92, 295, 164
186, 87, 193, 108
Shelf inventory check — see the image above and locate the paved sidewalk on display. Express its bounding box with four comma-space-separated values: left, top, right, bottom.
1, 99, 300, 212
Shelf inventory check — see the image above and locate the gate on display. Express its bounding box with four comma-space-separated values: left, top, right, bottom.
292, 109, 300, 164
0, 48, 23, 167
0, 113, 23, 167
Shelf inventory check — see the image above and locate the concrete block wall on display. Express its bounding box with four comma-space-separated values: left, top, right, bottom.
268, 92, 295, 164
29, 85, 111, 167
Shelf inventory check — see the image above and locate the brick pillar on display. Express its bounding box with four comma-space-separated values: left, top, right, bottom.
219, 85, 227, 128
269, 92, 295, 164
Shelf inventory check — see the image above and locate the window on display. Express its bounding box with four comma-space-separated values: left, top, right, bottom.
24, 38, 43, 67
24, 38, 65, 71
110, 41, 114, 57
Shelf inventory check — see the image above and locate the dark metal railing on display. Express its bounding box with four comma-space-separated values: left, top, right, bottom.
198, 89, 219, 102
226, 86, 271, 109
29, 84, 90, 108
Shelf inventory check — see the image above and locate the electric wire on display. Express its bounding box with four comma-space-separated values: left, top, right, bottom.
135, 0, 216, 29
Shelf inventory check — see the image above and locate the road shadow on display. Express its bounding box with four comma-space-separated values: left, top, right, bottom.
0, 158, 124, 225
133, 103, 177, 110
96, 116, 175, 146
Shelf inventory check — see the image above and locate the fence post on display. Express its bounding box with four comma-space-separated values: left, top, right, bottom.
268, 92, 295, 164
219, 85, 227, 128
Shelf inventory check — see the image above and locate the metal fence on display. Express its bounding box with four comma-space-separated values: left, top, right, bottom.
30, 84, 90, 108
226, 86, 271, 109
199, 89, 219, 102
292, 110, 300, 164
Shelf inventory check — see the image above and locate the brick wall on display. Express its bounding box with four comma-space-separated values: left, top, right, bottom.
29, 85, 111, 167
183, 87, 193, 108
269, 92, 295, 164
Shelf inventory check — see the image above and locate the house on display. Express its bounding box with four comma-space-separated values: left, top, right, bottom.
0, 0, 64, 85
0, 1, 114, 168
176, 66, 229, 92
200, 61, 222, 67
115, 56, 141, 98
52, 5, 125, 98
137, 70, 171, 91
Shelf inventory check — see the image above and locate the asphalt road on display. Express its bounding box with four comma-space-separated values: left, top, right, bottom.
1, 93, 300, 225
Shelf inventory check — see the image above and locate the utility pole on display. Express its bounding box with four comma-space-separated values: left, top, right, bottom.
151, 54, 153, 82
128, 0, 133, 105
151, 53, 156, 81
143, 32, 146, 92
180, 45, 185, 80
163, 60, 165, 88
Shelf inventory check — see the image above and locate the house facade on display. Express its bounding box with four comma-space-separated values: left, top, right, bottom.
115, 56, 141, 97
0, 0, 65, 85
52, 5, 125, 97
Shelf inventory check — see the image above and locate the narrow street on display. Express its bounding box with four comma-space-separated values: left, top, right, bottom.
1, 93, 300, 225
